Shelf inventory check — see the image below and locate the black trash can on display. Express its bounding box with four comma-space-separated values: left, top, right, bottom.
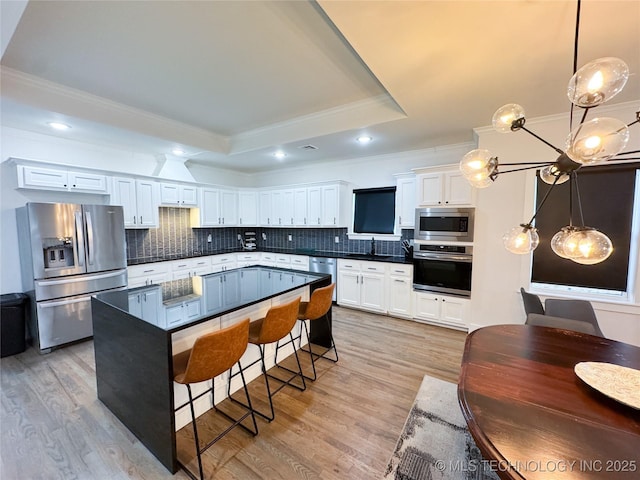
1, 293, 29, 358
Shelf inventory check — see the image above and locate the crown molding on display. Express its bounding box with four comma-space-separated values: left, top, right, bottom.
1, 67, 230, 153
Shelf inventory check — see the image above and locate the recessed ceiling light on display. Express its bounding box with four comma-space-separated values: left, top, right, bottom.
47, 122, 71, 131
356, 135, 373, 144
273, 150, 287, 159
172, 148, 186, 156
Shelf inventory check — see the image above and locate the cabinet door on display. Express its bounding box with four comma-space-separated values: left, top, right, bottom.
440, 296, 469, 327
69, 171, 108, 193
165, 304, 184, 327
128, 293, 143, 318
160, 183, 181, 205
141, 288, 161, 324
181, 186, 199, 206
418, 173, 443, 206
203, 275, 224, 313
337, 270, 360, 307
307, 187, 322, 226
444, 172, 473, 205
239, 269, 259, 302
112, 177, 138, 227
184, 299, 202, 321
220, 190, 238, 225
273, 190, 294, 226
19, 165, 69, 190
258, 191, 273, 226
293, 188, 308, 226
414, 292, 441, 321
360, 273, 386, 313
321, 185, 340, 226
238, 191, 257, 226
388, 276, 413, 318
136, 180, 159, 227
222, 271, 240, 306
200, 188, 221, 226
396, 177, 416, 227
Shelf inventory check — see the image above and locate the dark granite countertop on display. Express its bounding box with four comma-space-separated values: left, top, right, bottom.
127, 247, 412, 266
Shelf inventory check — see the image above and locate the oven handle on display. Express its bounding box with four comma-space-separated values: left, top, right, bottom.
413, 252, 473, 262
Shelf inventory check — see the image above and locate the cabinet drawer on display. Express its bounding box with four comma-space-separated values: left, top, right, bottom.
388, 264, 412, 277
128, 263, 170, 279
338, 259, 361, 271
360, 262, 387, 274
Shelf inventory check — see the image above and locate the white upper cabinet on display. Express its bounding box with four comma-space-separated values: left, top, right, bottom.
238, 190, 258, 226
417, 170, 473, 207
112, 177, 160, 228
159, 183, 198, 207
17, 164, 108, 193
293, 188, 308, 226
258, 191, 273, 226
272, 189, 294, 226
395, 175, 416, 228
191, 188, 237, 227
307, 186, 323, 226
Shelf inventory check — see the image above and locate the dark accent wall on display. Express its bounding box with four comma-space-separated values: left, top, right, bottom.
125, 207, 413, 263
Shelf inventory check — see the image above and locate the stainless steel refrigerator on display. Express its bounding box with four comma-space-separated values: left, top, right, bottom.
16, 202, 127, 353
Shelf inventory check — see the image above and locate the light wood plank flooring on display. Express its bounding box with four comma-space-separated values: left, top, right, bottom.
1, 306, 467, 479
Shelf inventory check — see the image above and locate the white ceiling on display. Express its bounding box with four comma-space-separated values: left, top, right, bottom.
1, 0, 639, 174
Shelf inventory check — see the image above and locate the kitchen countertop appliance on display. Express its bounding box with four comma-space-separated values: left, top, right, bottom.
16, 202, 127, 353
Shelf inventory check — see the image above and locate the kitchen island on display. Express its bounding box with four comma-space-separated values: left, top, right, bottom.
91, 266, 331, 473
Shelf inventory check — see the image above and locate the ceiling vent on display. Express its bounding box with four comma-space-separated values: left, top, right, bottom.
298, 144, 318, 151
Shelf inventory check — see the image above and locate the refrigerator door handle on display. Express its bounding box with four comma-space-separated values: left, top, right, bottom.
36, 269, 126, 286
85, 211, 95, 265
39, 296, 90, 308
75, 212, 86, 267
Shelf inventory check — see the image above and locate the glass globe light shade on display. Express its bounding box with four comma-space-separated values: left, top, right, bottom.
550, 226, 579, 258
467, 174, 494, 188
503, 225, 539, 254
565, 117, 629, 164
460, 149, 497, 183
540, 164, 570, 185
565, 228, 613, 265
567, 57, 629, 107
492, 104, 525, 133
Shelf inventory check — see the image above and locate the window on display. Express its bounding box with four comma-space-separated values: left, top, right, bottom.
531, 163, 639, 296
353, 187, 396, 234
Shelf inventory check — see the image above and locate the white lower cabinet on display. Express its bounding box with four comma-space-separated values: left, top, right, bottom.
387, 264, 413, 319
128, 286, 162, 324
127, 263, 171, 287
337, 259, 386, 313
414, 291, 469, 330
165, 298, 202, 328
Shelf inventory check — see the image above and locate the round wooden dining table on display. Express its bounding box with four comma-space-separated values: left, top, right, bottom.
458, 324, 640, 479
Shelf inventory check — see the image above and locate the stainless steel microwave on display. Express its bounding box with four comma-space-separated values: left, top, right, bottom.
414, 207, 474, 242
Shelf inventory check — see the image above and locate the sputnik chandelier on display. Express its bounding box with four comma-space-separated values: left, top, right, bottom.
459, 0, 639, 265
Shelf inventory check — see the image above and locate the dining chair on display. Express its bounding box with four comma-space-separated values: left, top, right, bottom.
173, 319, 258, 480
544, 298, 605, 337
525, 313, 601, 336
520, 287, 545, 316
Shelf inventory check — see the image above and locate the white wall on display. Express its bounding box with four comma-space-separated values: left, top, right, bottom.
469, 102, 640, 346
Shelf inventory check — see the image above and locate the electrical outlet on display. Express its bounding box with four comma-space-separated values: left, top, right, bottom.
288, 234, 292, 241
334, 236, 339, 243
207, 234, 212, 243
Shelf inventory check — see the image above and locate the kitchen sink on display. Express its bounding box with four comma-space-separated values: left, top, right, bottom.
345, 253, 391, 259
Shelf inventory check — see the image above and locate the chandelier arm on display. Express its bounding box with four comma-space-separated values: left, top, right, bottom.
527, 175, 561, 225
573, 173, 585, 227
569, 172, 574, 227
570, 0, 581, 131
627, 118, 639, 128
519, 126, 565, 155
577, 107, 590, 126
498, 161, 554, 166
617, 150, 640, 155
497, 165, 555, 177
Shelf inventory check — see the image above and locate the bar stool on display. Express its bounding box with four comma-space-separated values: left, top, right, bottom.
173, 319, 257, 480
228, 296, 305, 422
275, 283, 337, 381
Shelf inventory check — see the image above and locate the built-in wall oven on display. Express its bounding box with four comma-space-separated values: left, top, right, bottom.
412, 244, 472, 297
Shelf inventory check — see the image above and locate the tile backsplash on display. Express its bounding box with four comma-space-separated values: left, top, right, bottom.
126, 207, 413, 262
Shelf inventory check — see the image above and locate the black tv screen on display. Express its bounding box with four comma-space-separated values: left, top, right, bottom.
353, 186, 396, 234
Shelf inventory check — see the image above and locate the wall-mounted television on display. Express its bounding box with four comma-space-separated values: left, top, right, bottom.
353, 186, 396, 234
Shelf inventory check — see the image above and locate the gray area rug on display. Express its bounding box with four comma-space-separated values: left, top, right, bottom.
383, 375, 499, 480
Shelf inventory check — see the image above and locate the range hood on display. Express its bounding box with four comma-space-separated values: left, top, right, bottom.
153, 154, 196, 183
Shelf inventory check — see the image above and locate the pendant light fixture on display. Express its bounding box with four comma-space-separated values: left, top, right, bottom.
459, 0, 639, 265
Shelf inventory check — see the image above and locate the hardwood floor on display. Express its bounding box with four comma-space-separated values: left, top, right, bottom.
0, 306, 467, 479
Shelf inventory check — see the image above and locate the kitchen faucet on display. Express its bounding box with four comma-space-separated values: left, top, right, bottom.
370, 237, 375, 256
